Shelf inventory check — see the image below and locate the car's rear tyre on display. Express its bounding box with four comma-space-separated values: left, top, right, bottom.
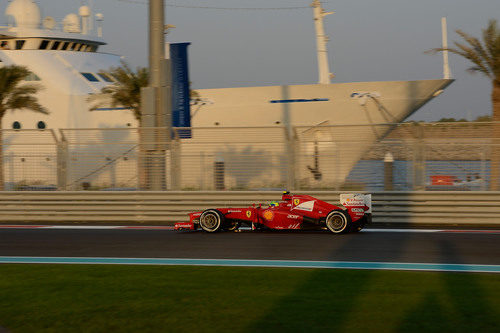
325, 210, 350, 234
199, 209, 224, 232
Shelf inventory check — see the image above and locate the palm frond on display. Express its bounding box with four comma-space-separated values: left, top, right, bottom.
87, 93, 113, 111
9, 83, 43, 96
453, 41, 492, 77
455, 29, 492, 72
428, 19, 500, 82
88, 61, 148, 120
481, 20, 500, 82
0, 66, 30, 97
0, 66, 47, 119
482, 20, 500, 67
6, 95, 48, 114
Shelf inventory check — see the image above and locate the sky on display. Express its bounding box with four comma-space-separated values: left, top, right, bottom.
2, 0, 500, 121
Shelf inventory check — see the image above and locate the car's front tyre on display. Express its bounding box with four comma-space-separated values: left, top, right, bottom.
199, 209, 224, 232
325, 210, 350, 234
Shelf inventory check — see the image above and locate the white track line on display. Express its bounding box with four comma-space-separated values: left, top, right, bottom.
363, 228, 440, 233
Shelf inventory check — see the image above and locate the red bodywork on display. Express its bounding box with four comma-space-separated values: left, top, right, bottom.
175, 193, 371, 232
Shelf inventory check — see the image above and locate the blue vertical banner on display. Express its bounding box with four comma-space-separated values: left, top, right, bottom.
170, 42, 191, 138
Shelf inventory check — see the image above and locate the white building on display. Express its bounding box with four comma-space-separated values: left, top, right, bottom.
0, 1, 453, 190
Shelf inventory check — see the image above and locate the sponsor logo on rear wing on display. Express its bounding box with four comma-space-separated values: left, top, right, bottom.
340, 194, 372, 214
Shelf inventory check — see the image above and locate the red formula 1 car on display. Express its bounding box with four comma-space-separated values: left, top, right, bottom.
175, 192, 372, 234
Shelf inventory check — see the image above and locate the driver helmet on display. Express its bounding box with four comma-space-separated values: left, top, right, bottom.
269, 201, 279, 207
282, 190, 292, 201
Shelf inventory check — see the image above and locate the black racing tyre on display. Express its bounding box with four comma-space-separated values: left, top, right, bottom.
199, 209, 224, 232
224, 221, 241, 231
325, 210, 351, 234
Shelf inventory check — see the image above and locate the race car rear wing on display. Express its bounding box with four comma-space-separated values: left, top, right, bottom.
340, 194, 372, 213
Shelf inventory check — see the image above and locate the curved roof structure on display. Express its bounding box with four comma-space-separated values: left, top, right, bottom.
5, 0, 41, 29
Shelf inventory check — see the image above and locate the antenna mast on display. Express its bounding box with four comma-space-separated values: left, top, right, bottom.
89, 0, 94, 34
441, 17, 451, 79
311, 0, 333, 84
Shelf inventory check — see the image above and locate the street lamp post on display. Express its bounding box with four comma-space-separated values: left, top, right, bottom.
140, 0, 172, 190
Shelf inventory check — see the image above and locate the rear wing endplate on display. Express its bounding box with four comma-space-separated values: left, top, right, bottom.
340, 194, 372, 214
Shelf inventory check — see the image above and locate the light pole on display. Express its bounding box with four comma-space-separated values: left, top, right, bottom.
140, 0, 171, 190
148, 0, 169, 132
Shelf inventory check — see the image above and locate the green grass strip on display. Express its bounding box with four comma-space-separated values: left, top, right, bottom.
0, 265, 499, 332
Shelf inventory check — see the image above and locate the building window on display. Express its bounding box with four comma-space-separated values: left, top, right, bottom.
51, 41, 61, 50
37, 121, 46, 129
15, 40, 25, 50
80, 72, 99, 82
39, 40, 49, 50
12, 121, 21, 130
97, 73, 114, 82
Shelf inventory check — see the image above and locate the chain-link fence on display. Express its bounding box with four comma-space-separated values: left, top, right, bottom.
2, 122, 499, 191
1, 129, 59, 190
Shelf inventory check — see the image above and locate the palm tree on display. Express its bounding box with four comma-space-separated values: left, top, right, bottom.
89, 61, 148, 123
90, 62, 200, 189
89, 61, 200, 123
88, 62, 148, 188
0, 65, 48, 190
431, 19, 500, 190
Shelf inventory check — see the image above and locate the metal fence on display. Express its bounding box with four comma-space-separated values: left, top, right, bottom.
2, 122, 500, 191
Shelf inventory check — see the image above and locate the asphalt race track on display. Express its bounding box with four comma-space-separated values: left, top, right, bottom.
1, 228, 499, 265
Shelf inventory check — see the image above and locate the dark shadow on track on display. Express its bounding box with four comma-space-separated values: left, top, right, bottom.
397, 239, 500, 331
246, 231, 411, 332
244, 223, 500, 331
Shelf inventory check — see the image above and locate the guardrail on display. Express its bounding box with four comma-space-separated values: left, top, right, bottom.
0, 191, 499, 227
